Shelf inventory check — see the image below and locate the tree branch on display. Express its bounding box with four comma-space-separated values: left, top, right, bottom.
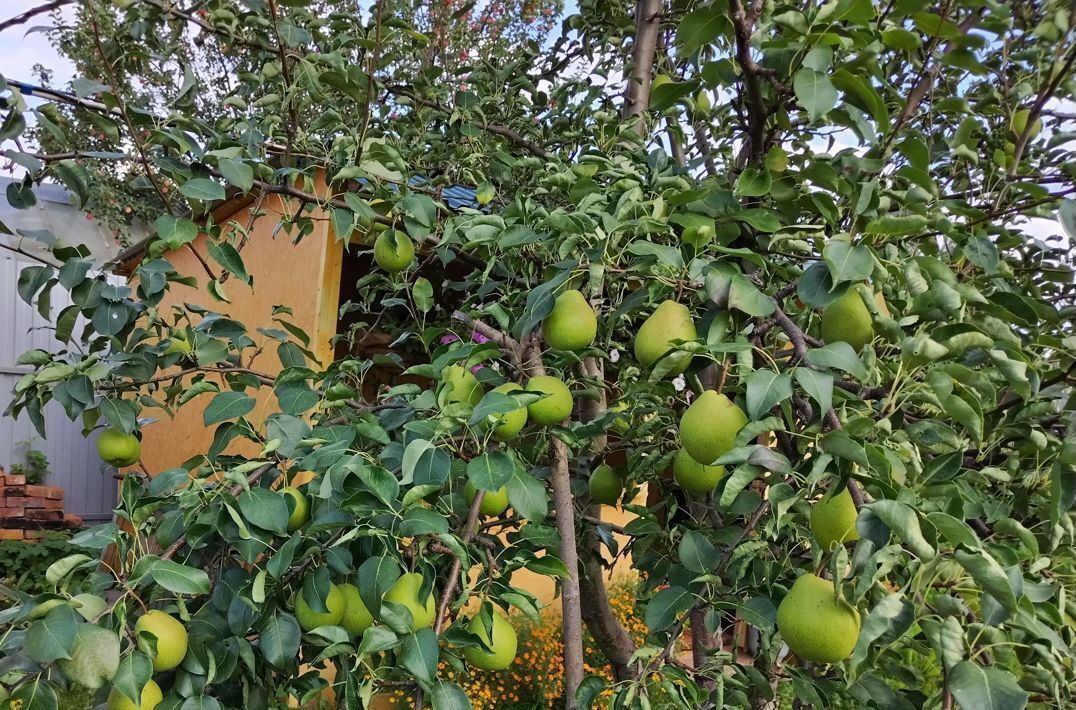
729, 0, 769, 165
433, 489, 484, 634
0, 0, 71, 33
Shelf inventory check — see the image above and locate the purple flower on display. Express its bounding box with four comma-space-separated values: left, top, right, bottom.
471, 331, 490, 344
470, 364, 484, 374
440, 333, 461, 345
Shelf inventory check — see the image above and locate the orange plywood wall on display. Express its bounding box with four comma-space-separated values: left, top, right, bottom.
133, 192, 343, 474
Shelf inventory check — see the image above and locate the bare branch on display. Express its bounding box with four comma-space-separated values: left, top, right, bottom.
0, 0, 71, 33
433, 489, 485, 634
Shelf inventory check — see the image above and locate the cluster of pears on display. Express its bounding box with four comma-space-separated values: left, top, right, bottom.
96, 428, 142, 467
675, 392, 748, 495
440, 356, 573, 436
295, 572, 433, 634
292, 574, 520, 671
775, 488, 862, 663
105, 610, 189, 709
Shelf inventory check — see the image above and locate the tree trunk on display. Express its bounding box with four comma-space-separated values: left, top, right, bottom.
622, 0, 664, 133
578, 516, 638, 681
550, 437, 585, 709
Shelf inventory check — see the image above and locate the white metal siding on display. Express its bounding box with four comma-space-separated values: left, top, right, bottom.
1, 252, 116, 521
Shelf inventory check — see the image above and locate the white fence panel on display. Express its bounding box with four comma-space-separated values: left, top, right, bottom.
1, 252, 116, 521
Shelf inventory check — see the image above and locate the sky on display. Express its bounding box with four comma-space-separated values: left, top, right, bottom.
1, 0, 75, 88
0, 0, 1067, 246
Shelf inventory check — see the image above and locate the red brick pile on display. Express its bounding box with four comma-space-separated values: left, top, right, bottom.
0, 470, 82, 541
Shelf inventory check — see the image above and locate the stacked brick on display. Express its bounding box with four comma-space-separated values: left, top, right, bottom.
0, 470, 82, 541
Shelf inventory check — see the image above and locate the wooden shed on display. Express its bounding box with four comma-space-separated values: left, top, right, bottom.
116, 185, 345, 474
115, 181, 639, 604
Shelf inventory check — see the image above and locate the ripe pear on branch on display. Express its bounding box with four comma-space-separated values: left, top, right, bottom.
634, 300, 697, 376
776, 573, 861, 664
542, 289, 597, 351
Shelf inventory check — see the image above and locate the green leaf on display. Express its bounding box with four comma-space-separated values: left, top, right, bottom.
676, 5, 729, 56
112, 651, 152, 705
180, 178, 226, 201
358, 625, 400, 654
431, 681, 472, 710
155, 215, 199, 250
823, 241, 874, 285
207, 242, 250, 284
948, 662, 1028, 710
864, 214, 929, 236
401, 439, 451, 487
357, 557, 402, 616
218, 158, 254, 192
793, 368, 832, 417
400, 628, 439, 689
237, 487, 289, 535
869, 500, 936, 560
954, 549, 1018, 614
849, 592, 914, 670
149, 559, 211, 595
745, 369, 792, 420
25, 604, 77, 663
1060, 199, 1076, 242
735, 167, 772, 197
8, 679, 59, 710
644, 586, 693, 631
413, 277, 434, 313
505, 468, 547, 522
804, 343, 868, 380
466, 450, 516, 491
793, 68, 839, 122
679, 530, 718, 573
728, 274, 776, 317
259, 612, 301, 668
203, 391, 255, 425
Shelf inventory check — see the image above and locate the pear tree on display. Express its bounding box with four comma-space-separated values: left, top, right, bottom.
2, 1, 1076, 709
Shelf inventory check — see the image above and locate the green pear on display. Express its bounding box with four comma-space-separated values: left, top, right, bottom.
489, 383, 528, 441
1011, 108, 1041, 139
58, 624, 120, 689
820, 289, 874, 351
107, 680, 163, 710
542, 289, 597, 351
810, 488, 860, 550
282, 487, 309, 532
465, 481, 510, 516
672, 448, 725, 495
134, 610, 188, 672
679, 391, 747, 466
525, 375, 573, 425
96, 429, 141, 467
634, 300, 697, 375
294, 582, 345, 631
463, 611, 518, 671
776, 573, 861, 663
338, 583, 374, 636
373, 231, 414, 272
588, 464, 624, 505
384, 573, 436, 630
441, 364, 483, 408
